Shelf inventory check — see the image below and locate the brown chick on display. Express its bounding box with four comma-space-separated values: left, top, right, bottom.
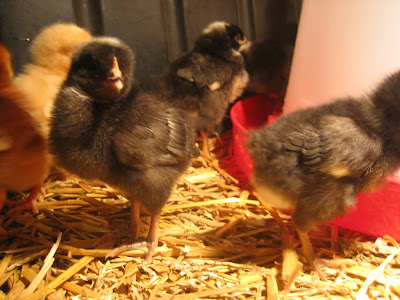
157, 21, 249, 159
247, 70, 400, 279
14, 23, 92, 139
0, 43, 50, 214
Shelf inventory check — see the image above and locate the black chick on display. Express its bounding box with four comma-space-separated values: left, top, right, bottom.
247, 70, 400, 278
49, 37, 198, 260
157, 21, 249, 159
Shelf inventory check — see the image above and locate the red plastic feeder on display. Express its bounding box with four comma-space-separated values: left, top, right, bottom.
231, 95, 400, 240
231, 95, 272, 178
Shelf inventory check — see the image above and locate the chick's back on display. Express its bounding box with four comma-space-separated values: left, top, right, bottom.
248, 98, 392, 231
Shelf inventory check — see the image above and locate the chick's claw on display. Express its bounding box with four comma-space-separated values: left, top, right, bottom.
105, 241, 153, 262
296, 228, 327, 281
106, 213, 161, 262
200, 129, 215, 160
5, 184, 42, 215
319, 257, 357, 269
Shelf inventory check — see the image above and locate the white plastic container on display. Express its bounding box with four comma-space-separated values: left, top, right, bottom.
284, 0, 400, 114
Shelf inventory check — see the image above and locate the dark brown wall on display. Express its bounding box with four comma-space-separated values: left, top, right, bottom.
0, 0, 301, 90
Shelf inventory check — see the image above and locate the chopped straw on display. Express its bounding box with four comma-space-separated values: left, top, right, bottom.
0, 131, 399, 299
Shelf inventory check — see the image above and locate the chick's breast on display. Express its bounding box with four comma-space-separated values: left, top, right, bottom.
108, 94, 196, 211
49, 86, 103, 179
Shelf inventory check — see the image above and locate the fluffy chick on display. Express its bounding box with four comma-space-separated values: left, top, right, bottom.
49, 37, 198, 261
14, 23, 92, 138
157, 21, 249, 159
247, 70, 400, 278
0, 43, 49, 214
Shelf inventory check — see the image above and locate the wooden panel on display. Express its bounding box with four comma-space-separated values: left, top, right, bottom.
0, 0, 75, 73
0, 0, 301, 88
102, 0, 168, 89
183, 0, 238, 48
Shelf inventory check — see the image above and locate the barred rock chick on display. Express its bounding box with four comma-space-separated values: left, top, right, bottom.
157, 21, 249, 159
49, 37, 198, 261
248, 70, 400, 279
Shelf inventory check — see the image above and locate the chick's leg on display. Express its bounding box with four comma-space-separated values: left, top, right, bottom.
0, 188, 6, 234
295, 226, 327, 281
0, 188, 6, 212
130, 200, 144, 240
145, 212, 161, 261
200, 129, 214, 160
106, 202, 160, 262
6, 184, 42, 215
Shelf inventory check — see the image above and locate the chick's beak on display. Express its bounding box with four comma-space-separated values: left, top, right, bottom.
105, 57, 123, 90
240, 37, 250, 45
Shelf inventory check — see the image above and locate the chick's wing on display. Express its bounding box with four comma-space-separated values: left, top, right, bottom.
176, 53, 232, 91
177, 65, 208, 88
284, 115, 382, 178
113, 107, 189, 169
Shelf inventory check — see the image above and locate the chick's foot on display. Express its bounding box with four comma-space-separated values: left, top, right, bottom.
296, 227, 327, 281
319, 257, 357, 268
6, 184, 42, 215
106, 212, 161, 262
200, 129, 215, 160
105, 241, 149, 259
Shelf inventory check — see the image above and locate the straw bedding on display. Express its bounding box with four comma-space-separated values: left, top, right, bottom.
0, 131, 399, 299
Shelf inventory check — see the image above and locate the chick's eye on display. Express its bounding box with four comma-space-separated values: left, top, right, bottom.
85, 67, 101, 79
234, 34, 242, 43
76, 63, 101, 80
